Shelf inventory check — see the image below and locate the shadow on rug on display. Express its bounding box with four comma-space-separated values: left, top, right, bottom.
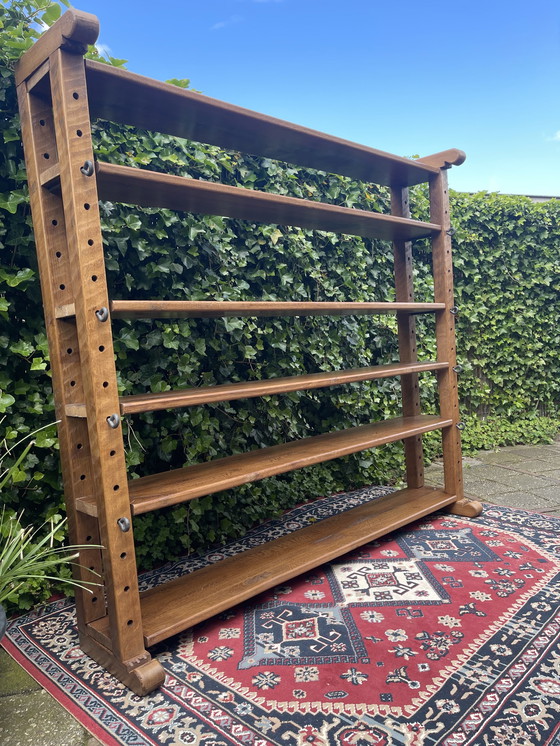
3, 486, 560, 746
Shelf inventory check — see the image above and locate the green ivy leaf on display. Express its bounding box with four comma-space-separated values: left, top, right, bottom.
0, 392, 15, 412
40, 3, 62, 26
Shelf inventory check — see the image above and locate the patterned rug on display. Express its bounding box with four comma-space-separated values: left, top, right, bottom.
3, 486, 560, 746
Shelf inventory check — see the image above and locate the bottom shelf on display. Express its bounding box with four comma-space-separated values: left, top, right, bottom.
89, 486, 456, 647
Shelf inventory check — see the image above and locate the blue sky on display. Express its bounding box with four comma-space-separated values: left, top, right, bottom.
80, 0, 559, 196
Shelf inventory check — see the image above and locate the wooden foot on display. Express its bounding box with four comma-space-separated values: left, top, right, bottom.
444, 497, 483, 518
80, 633, 165, 695
126, 657, 166, 696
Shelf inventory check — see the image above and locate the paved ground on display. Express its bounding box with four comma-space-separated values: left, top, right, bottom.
425, 439, 560, 517
1, 439, 559, 745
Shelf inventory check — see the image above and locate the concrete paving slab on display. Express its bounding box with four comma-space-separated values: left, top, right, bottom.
474, 451, 528, 465
462, 465, 528, 483
482, 492, 560, 511
504, 458, 560, 473
463, 477, 518, 497
0, 648, 102, 745
543, 470, 560, 481
497, 473, 557, 492
529, 485, 560, 503
424, 476, 443, 487
462, 457, 484, 466
424, 468, 444, 487
425, 479, 443, 489
0, 689, 91, 746
534, 452, 560, 466
503, 445, 560, 458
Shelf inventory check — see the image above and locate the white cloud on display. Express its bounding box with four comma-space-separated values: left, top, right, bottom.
550, 131, 560, 142
211, 15, 242, 30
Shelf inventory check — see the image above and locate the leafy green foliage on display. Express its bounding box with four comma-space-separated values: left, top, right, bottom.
451, 192, 560, 417
0, 422, 102, 614
459, 413, 560, 455
0, 506, 101, 613
0, 1, 558, 609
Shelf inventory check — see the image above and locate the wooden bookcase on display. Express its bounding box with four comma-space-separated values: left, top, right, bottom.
16, 9, 482, 694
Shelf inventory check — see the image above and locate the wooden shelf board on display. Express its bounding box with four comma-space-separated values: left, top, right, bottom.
66, 362, 448, 418
76, 415, 451, 517
109, 300, 446, 319
85, 60, 439, 188
120, 361, 448, 414
88, 486, 457, 647
39, 159, 439, 241
93, 162, 439, 242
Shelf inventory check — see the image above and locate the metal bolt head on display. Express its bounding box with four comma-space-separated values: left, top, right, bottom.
117, 517, 130, 532
80, 160, 94, 177
107, 413, 120, 429
95, 306, 109, 322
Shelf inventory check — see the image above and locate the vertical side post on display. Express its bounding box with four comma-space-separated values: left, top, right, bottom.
16, 8, 164, 693
47, 47, 157, 671
391, 186, 424, 488
428, 170, 464, 500
16, 81, 104, 632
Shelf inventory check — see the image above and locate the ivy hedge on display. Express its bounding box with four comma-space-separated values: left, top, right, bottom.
1, 1, 559, 609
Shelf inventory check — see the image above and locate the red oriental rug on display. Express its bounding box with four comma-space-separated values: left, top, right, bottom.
3, 486, 560, 746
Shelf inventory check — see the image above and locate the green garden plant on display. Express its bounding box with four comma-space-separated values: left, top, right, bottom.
0, 423, 101, 627
0, 508, 99, 606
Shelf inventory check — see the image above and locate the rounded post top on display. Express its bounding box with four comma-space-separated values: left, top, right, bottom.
57, 8, 100, 48
15, 8, 100, 85
416, 149, 466, 170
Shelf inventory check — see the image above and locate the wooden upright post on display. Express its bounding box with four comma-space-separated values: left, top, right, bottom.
16, 56, 104, 635
16, 10, 165, 694
430, 168, 464, 498
391, 186, 424, 488
418, 151, 482, 517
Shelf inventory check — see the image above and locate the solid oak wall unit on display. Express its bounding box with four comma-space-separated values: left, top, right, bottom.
16, 9, 482, 694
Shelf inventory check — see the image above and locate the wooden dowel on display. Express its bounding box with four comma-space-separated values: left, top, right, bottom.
109, 300, 446, 319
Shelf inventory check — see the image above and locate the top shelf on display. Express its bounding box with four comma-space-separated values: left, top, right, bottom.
84, 61, 439, 188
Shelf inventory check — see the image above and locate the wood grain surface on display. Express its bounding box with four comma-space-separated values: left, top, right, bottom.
76, 415, 452, 516
89, 486, 457, 646
84, 60, 439, 188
